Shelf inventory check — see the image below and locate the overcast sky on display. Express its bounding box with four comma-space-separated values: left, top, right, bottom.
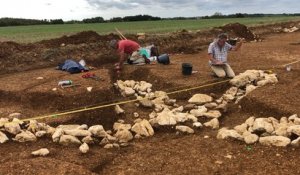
0, 0, 299, 20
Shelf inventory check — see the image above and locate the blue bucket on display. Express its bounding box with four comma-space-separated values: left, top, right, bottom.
182, 63, 192, 75
157, 54, 170, 65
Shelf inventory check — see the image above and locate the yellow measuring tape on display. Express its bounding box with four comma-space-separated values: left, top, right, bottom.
22, 79, 229, 122
21, 59, 300, 122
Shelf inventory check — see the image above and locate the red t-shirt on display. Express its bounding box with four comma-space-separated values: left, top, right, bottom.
118, 40, 140, 55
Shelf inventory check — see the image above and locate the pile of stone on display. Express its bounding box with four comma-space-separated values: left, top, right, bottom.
115, 70, 278, 135
225, 70, 278, 104
114, 80, 153, 97
217, 114, 300, 147
0, 69, 281, 155
283, 26, 299, 33
0, 116, 155, 155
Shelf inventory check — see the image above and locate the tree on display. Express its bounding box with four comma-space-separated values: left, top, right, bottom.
83, 17, 105, 23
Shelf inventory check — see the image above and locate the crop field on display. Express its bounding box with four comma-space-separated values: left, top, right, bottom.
0, 16, 299, 43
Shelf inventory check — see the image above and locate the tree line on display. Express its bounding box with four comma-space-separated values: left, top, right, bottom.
0, 13, 299, 27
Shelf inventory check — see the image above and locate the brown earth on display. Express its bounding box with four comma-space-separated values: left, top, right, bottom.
0, 22, 300, 175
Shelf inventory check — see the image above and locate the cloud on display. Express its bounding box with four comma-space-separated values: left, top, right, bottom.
85, 0, 299, 14
85, 0, 196, 10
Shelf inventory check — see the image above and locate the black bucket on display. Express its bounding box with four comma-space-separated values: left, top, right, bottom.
182, 63, 193, 75
227, 39, 237, 46
157, 54, 170, 65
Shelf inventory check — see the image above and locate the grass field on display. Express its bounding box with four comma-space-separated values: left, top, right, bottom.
0, 16, 299, 43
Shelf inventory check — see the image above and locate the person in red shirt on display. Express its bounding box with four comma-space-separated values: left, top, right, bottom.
110, 39, 140, 72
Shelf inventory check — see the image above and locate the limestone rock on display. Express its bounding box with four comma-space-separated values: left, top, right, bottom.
274, 124, 289, 137
287, 125, 300, 136
113, 123, 131, 131
78, 124, 88, 130
252, 118, 274, 134
82, 136, 94, 144
184, 104, 197, 111
4, 122, 21, 135
225, 87, 238, 96
124, 80, 136, 88
64, 129, 91, 137
189, 106, 207, 117
203, 110, 222, 118
216, 102, 228, 112
0, 131, 9, 143
99, 138, 109, 146
88, 125, 107, 137
104, 143, 114, 149
204, 102, 218, 109
173, 112, 197, 123
280, 117, 288, 124
139, 98, 154, 108
124, 87, 135, 96
259, 136, 290, 147
79, 143, 89, 154
27, 120, 41, 133
31, 148, 50, 156
133, 112, 139, 118
193, 122, 203, 128
171, 106, 184, 113
204, 118, 219, 129
149, 111, 157, 119
52, 128, 64, 142
154, 108, 177, 125
115, 105, 125, 114
154, 91, 168, 100
59, 135, 81, 145
0, 118, 9, 127
244, 133, 259, 144
288, 114, 298, 122
257, 74, 278, 87
8, 113, 22, 120
35, 131, 47, 138
245, 116, 255, 127
234, 123, 248, 134
217, 128, 243, 141
188, 94, 213, 105
131, 119, 154, 137
246, 85, 257, 95
230, 70, 261, 87
176, 125, 194, 134
291, 137, 300, 147
57, 124, 81, 130
137, 81, 152, 92
46, 126, 56, 135
165, 99, 177, 106
114, 129, 133, 143
12, 118, 24, 125
222, 94, 235, 102
14, 131, 37, 142
106, 134, 118, 142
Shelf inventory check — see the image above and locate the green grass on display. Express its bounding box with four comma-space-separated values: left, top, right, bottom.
0, 16, 299, 43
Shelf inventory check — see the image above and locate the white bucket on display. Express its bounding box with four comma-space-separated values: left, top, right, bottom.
79, 59, 86, 67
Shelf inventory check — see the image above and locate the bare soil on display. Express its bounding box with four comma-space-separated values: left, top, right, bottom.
0, 22, 300, 175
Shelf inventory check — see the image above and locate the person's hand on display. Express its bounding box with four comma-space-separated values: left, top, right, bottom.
114, 63, 122, 70
238, 38, 245, 43
213, 60, 223, 65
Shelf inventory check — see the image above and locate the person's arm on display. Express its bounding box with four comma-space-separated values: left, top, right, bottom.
231, 38, 245, 51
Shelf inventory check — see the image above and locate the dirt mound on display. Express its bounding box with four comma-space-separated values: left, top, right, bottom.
0, 41, 31, 58
218, 23, 256, 41
38, 31, 118, 48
